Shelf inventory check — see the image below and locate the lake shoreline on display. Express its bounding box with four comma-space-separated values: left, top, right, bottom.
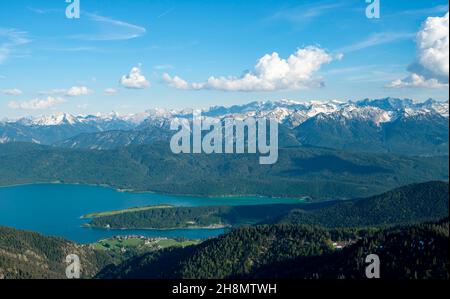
0, 182, 306, 243
0, 181, 311, 202
83, 224, 230, 231
80, 204, 175, 219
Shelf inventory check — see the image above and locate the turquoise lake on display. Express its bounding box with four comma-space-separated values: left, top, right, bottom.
0, 184, 305, 243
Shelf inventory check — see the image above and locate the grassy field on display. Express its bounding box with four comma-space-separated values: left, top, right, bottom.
157, 238, 199, 248
94, 237, 144, 250
82, 204, 174, 219
93, 236, 200, 253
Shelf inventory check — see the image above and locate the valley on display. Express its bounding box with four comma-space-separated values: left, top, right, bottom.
0, 98, 448, 280
85, 181, 449, 230
1, 181, 448, 279
1, 0, 449, 285
0, 183, 304, 243
0, 142, 448, 200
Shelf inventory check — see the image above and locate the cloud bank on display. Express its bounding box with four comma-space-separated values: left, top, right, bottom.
39, 86, 92, 97
163, 46, 340, 92
8, 96, 65, 110
389, 12, 449, 88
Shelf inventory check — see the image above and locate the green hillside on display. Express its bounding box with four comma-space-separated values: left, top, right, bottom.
0, 226, 113, 279
87, 181, 449, 229
0, 142, 448, 200
97, 219, 449, 279
95, 182, 449, 279
272, 181, 450, 227
249, 219, 450, 279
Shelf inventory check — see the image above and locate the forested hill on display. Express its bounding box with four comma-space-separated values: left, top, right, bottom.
97, 219, 449, 279
87, 181, 449, 230
0, 142, 448, 200
0, 226, 113, 279
96, 225, 336, 279
247, 219, 450, 279
271, 181, 449, 227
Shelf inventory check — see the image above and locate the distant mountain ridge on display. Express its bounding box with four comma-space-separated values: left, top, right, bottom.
1, 98, 448, 155
3, 97, 448, 127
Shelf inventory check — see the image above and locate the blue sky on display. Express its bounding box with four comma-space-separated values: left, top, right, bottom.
0, 0, 448, 118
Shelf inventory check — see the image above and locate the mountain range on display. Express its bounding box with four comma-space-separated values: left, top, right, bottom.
1, 97, 448, 155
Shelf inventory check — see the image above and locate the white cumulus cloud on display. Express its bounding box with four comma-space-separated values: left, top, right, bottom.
8, 96, 65, 110
163, 46, 339, 92
389, 12, 449, 88
162, 73, 190, 89
389, 73, 446, 88
39, 86, 92, 97
65, 86, 92, 97
120, 66, 150, 89
1, 88, 22, 96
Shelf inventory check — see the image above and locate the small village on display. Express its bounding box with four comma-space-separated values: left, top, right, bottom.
93, 235, 199, 254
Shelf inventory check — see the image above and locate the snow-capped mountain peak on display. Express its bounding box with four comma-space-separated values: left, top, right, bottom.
26, 112, 78, 126
3, 98, 448, 129
1, 98, 448, 154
